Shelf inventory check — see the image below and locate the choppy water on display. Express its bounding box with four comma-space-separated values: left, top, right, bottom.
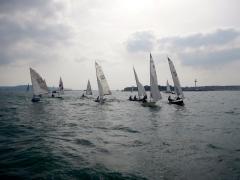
0, 90, 240, 180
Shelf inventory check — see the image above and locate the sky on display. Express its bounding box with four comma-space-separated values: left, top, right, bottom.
0, 0, 240, 90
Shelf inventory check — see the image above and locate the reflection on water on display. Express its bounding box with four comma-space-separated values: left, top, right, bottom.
0, 90, 240, 179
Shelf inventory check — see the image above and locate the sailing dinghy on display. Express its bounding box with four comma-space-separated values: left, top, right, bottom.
57, 77, 64, 98
167, 57, 184, 106
81, 80, 93, 98
95, 62, 111, 103
166, 80, 171, 93
142, 53, 162, 107
86, 80, 93, 95
131, 67, 147, 101
30, 68, 48, 102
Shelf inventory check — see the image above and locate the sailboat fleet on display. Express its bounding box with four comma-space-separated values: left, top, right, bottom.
29, 53, 185, 106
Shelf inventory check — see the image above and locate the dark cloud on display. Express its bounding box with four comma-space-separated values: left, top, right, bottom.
155, 28, 240, 67
126, 29, 240, 67
126, 31, 155, 53
179, 47, 240, 67
0, 0, 61, 17
0, 0, 71, 66
159, 29, 240, 48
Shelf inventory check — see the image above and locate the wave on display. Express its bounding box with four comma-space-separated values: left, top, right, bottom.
111, 125, 140, 133
75, 139, 95, 147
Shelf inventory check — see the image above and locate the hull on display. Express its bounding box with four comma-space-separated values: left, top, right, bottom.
95, 98, 106, 103
168, 99, 184, 106
32, 96, 40, 102
128, 99, 143, 102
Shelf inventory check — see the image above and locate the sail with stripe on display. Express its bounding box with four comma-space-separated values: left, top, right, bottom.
95, 62, 111, 102
150, 54, 162, 102
133, 67, 146, 98
30, 68, 48, 96
168, 57, 184, 98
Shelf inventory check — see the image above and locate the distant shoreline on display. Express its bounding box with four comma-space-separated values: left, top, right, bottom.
123, 85, 240, 92
0, 85, 240, 92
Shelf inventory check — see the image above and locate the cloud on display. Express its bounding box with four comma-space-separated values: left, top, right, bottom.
159, 29, 240, 49
156, 28, 240, 67
0, 0, 72, 66
179, 47, 240, 67
126, 31, 155, 53
0, 0, 61, 17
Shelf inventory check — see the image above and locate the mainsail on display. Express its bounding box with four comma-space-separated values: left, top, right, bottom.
133, 67, 146, 98
59, 77, 64, 94
30, 68, 48, 96
168, 57, 184, 98
95, 62, 111, 100
86, 80, 93, 95
150, 54, 162, 102
166, 80, 171, 93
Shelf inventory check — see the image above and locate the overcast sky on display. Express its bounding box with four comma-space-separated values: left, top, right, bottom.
0, 0, 240, 89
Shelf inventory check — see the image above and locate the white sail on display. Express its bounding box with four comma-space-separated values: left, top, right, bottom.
86, 80, 93, 95
168, 57, 184, 98
150, 54, 162, 102
166, 80, 171, 93
59, 77, 64, 94
95, 62, 111, 100
133, 67, 146, 98
30, 68, 48, 96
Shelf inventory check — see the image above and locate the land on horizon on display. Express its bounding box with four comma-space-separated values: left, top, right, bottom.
1, 85, 240, 92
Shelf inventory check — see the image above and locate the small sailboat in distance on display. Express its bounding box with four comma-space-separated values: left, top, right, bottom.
86, 80, 93, 95
95, 62, 111, 103
131, 66, 146, 101
57, 77, 64, 98
30, 68, 48, 102
165, 80, 174, 94
81, 80, 93, 98
167, 57, 184, 106
142, 53, 162, 107
166, 80, 171, 93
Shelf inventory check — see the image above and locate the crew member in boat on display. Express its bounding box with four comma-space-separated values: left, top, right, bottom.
81, 93, 85, 98
129, 95, 133, 101
142, 95, 147, 103
96, 96, 99, 102
134, 95, 137, 101
168, 95, 172, 101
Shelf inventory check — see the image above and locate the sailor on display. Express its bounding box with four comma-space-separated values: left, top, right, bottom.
176, 96, 180, 100
142, 95, 147, 103
96, 96, 99, 102
81, 93, 85, 98
168, 95, 171, 101
52, 93, 55, 98
134, 95, 137, 101
129, 95, 133, 101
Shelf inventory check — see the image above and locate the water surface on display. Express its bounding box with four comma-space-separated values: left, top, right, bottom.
0, 91, 240, 179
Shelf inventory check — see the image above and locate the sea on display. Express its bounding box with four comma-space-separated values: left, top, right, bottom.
0, 90, 240, 180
